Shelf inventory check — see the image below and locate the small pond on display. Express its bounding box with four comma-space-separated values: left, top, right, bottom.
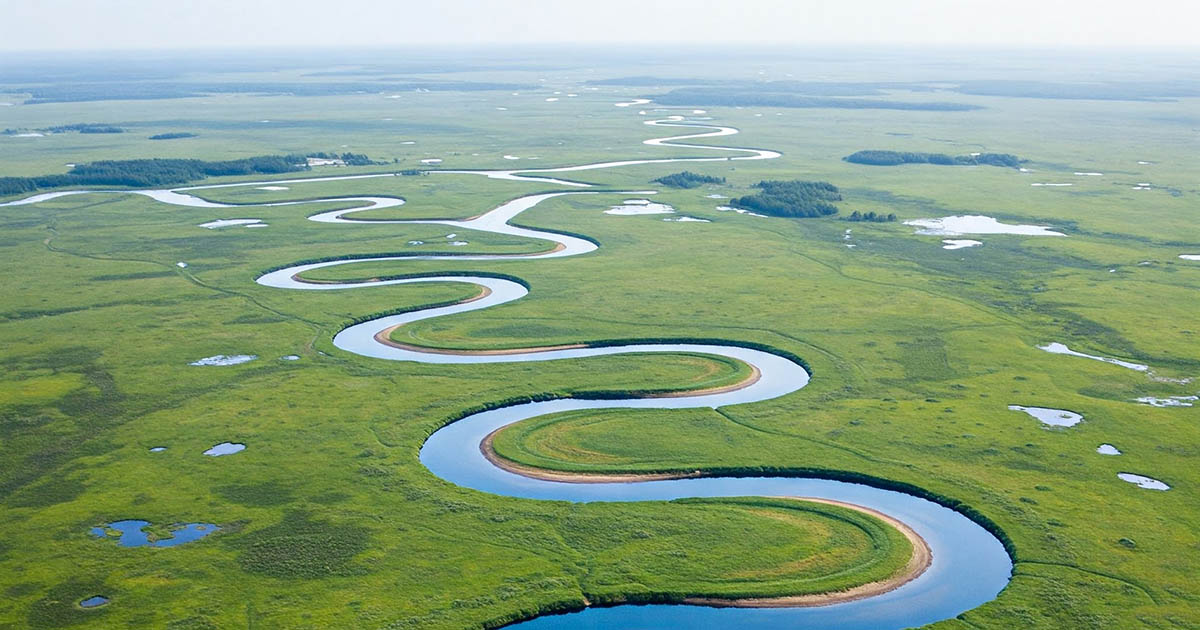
1008, 405, 1083, 427
1117, 473, 1170, 491
203, 442, 245, 456
91, 520, 219, 547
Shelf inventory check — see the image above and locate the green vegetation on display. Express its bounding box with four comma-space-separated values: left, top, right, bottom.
148, 132, 198, 140
232, 511, 372, 578
845, 210, 897, 223
651, 171, 726, 188
5, 124, 125, 135
845, 150, 1023, 168
1, 51, 1198, 630
0, 152, 384, 195
46, 123, 125, 134
304, 151, 381, 166
0, 156, 304, 195
730, 180, 842, 217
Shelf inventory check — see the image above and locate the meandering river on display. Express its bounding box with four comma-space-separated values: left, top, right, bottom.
2, 115, 1011, 629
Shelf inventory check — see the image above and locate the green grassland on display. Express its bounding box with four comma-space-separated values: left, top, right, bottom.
1, 51, 1199, 629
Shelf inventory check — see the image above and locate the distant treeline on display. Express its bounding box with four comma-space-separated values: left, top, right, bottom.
305, 151, 379, 166
845, 210, 896, 223
45, 123, 125, 134
5, 123, 125, 135
0, 151, 398, 195
731, 180, 842, 218
0, 156, 305, 195
844, 150, 1022, 168
148, 132, 197, 140
654, 88, 980, 111
19, 81, 533, 104
651, 171, 726, 188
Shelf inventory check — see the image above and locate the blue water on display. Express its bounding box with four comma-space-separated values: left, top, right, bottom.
90, 520, 219, 547
79, 596, 109, 608
423, 399, 1012, 629
202, 442, 245, 456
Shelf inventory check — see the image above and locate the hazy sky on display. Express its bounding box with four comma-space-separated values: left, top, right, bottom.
4, 0, 1199, 51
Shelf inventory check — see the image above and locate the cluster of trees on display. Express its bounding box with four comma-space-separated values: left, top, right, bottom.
0, 155, 309, 195
148, 132, 197, 140
44, 123, 125, 134
845, 210, 897, 223
730, 180, 842, 218
5, 124, 124, 135
651, 171, 726, 188
844, 150, 1022, 168
305, 151, 379, 166
0, 151, 392, 196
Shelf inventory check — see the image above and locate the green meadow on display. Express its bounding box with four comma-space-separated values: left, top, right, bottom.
1, 52, 1198, 629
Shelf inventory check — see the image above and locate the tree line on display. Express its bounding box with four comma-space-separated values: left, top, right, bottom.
730, 180, 842, 218
845, 210, 897, 223
844, 150, 1022, 168
5, 123, 125, 135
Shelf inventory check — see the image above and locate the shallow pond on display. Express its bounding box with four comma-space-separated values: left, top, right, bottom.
91, 520, 219, 547
905, 215, 1064, 237
1135, 395, 1196, 407
715, 205, 765, 217
1038, 342, 1148, 372
942, 239, 982, 250
189, 354, 257, 366
1117, 473, 1170, 491
79, 596, 109, 608
203, 442, 245, 456
1008, 405, 1083, 427
1097, 444, 1122, 455
605, 201, 675, 215
198, 218, 264, 229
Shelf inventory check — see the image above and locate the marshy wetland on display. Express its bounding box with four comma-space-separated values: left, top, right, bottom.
0, 48, 1197, 630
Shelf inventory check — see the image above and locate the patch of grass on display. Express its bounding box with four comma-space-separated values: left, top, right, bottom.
27, 579, 111, 629
214, 481, 296, 507
233, 511, 371, 578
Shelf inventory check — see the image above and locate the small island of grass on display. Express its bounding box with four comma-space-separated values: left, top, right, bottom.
149, 132, 198, 140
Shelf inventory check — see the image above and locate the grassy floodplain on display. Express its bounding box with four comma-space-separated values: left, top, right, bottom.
1, 48, 1199, 629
